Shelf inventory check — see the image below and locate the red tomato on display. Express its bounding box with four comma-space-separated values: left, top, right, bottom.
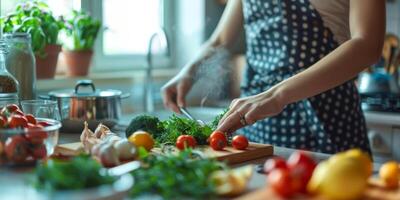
8, 115, 28, 128
6, 104, 20, 113
37, 121, 52, 127
25, 114, 37, 124
209, 131, 227, 142
232, 135, 249, 150
31, 144, 47, 159
5, 135, 29, 163
13, 109, 25, 116
176, 135, 197, 150
25, 125, 48, 144
210, 137, 227, 151
0, 116, 6, 128
268, 168, 299, 198
287, 151, 317, 192
263, 157, 288, 174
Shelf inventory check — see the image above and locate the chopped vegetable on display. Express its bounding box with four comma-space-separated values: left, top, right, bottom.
33, 154, 116, 191
130, 149, 224, 199
125, 114, 163, 138
158, 115, 213, 145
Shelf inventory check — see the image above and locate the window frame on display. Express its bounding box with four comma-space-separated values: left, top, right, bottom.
82, 0, 174, 72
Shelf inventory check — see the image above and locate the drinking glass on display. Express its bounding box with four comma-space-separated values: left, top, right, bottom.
21, 99, 61, 120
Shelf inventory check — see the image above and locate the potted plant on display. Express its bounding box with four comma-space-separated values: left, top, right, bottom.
0, 1, 64, 79
62, 10, 101, 77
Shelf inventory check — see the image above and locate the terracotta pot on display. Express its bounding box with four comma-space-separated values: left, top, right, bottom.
63, 49, 93, 77
35, 44, 62, 79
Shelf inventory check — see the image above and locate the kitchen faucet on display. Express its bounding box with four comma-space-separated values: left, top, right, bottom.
144, 28, 170, 113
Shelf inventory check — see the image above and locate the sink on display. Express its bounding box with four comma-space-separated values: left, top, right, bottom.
119, 107, 225, 127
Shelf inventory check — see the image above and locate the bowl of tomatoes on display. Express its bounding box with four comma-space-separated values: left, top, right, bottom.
0, 104, 62, 166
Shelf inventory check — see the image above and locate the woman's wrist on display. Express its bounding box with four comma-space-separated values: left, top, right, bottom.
267, 83, 291, 109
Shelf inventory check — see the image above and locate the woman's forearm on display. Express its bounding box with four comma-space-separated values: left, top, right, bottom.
275, 37, 383, 105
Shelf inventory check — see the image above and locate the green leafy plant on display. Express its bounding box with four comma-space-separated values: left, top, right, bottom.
33, 154, 116, 191
130, 149, 224, 199
0, 1, 63, 56
158, 115, 213, 145
62, 10, 101, 51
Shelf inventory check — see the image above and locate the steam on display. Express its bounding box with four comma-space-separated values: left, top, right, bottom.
194, 47, 231, 107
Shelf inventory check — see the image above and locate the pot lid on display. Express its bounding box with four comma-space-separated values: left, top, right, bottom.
48, 80, 122, 98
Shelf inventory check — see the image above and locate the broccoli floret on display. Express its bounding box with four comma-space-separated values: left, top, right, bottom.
125, 115, 163, 138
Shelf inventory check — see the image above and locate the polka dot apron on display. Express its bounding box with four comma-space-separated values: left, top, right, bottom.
240, 0, 371, 154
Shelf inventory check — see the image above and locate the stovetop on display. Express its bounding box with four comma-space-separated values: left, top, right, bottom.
361, 94, 400, 113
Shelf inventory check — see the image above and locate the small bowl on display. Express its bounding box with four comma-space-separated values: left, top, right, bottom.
0, 118, 62, 167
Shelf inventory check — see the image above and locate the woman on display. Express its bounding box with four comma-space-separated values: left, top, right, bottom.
162, 0, 385, 154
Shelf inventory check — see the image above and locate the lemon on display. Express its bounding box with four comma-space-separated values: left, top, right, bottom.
379, 161, 399, 188
308, 150, 369, 200
345, 149, 373, 178
128, 131, 154, 151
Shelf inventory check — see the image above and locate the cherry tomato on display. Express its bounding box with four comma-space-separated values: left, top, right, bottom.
37, 121, 52, 127
176, 135, 197, 150
13, 109, 25, 116
6, 104, 20, 113
263, 157, 288, 174
268, 168, 300, 198
25, 114, 37, 124
209, 131, 227, 142
287, 151, 317, 192
31, 144, 47, 159
25, 125, 48, 144
5, 135, 29, 163
210, 137, 227, 151
0, 116, 6, 128
8, 115, 28, 128
232, 135, 249, 150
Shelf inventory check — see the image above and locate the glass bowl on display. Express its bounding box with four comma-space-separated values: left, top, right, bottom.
0, 118, 61, 167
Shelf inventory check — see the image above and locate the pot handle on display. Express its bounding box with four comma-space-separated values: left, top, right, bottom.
121, 93, 130, 99
38, 94, 51, 100
75, 80, 96, 94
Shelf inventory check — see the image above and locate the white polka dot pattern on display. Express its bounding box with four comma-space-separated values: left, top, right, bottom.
240, 0, 370, 154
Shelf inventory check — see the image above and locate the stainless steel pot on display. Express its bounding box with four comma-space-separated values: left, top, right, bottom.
41, 80, 130, 132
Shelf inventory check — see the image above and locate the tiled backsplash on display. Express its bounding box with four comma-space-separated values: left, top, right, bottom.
387, 1, 400, 36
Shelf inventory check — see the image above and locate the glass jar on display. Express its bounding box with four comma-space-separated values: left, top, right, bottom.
0, 39, 19, 95
4, 33, 36, 100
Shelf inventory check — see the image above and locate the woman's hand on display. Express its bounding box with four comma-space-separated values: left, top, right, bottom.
217, 87, 286, 134
161, 72, 194, 113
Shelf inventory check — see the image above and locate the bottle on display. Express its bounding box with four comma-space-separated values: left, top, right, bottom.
4, 33, 36, 100
0, 39, 19, 107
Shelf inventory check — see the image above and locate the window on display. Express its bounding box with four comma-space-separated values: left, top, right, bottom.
102, 0, 162, 55
89, 0, 167, 70
1, 0, 170, 72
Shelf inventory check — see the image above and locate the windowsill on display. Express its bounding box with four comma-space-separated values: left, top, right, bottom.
37, 67, 179, 91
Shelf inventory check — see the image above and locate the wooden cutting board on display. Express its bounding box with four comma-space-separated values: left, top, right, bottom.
54, 142, 274, 164
236, 178, 400, 200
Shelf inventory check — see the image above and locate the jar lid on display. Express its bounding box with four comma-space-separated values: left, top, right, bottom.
48, 80, 123, 98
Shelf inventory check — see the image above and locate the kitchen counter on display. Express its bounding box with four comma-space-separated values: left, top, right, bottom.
0, 133, 380, 200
